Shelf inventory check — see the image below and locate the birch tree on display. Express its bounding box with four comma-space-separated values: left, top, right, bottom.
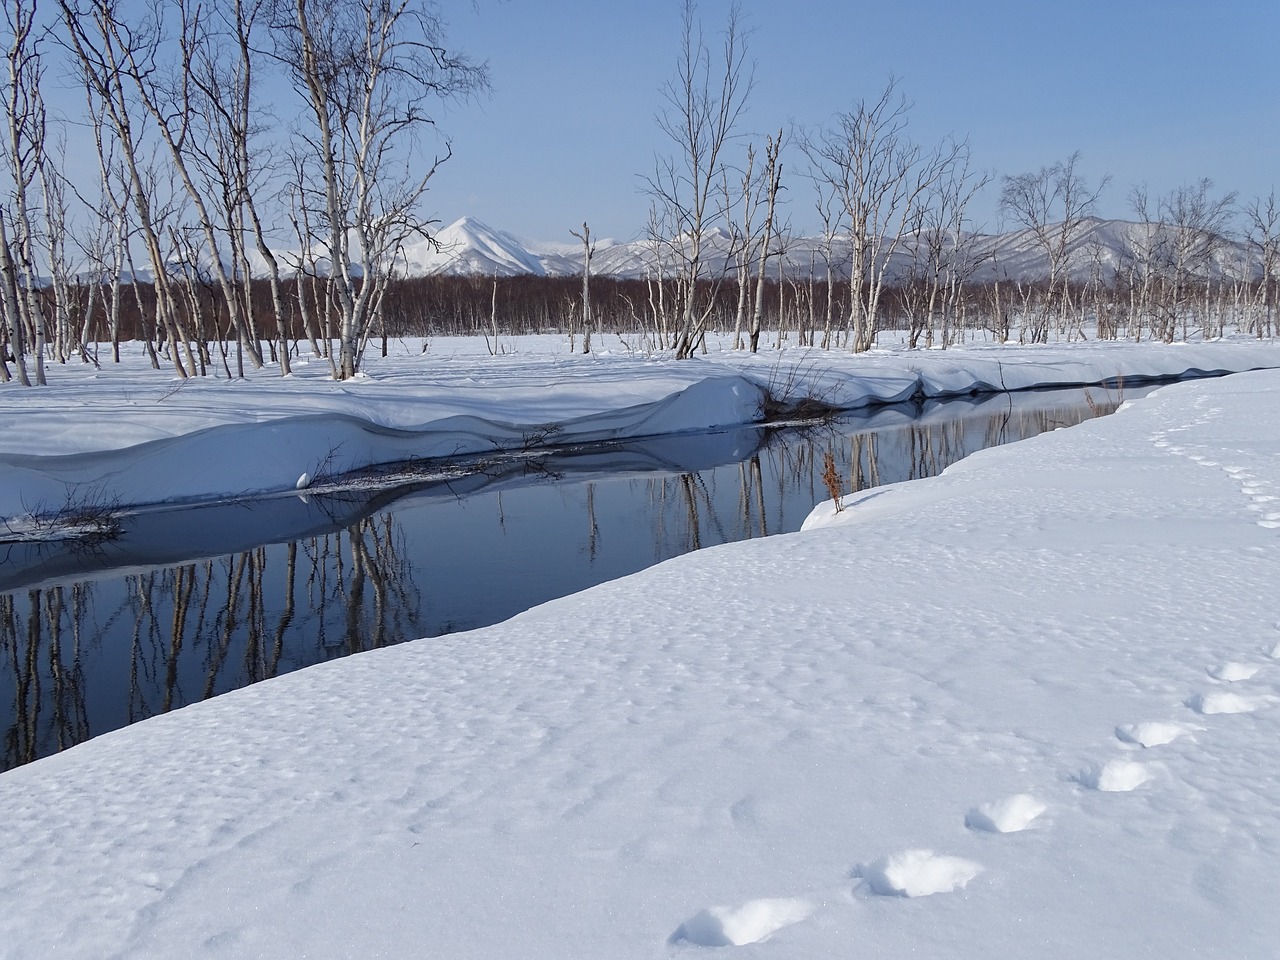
904, 146, 988, 347
1130, 179, 1234, 342
747, 128, 782, 353
999, 151, 1108, 342
58, 0, 197, 378
646, 0, 753, 359
283, 0, 486, 379
799, 78, 961, 352
569, 221, 595, 353
730, 142, 758, 350
1244, 191, 1279, 338
2, 0, 50, 385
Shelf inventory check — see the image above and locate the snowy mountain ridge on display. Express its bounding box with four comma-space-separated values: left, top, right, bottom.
406, 216, 1260, 284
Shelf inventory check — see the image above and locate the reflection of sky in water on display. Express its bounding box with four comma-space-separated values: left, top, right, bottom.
0, 386, 1140, 770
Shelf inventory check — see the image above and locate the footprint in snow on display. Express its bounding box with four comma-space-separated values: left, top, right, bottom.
1077, 759, 1151, 792
1115, 721, 1189, 748
1186, 691, 1265, 715
1208, 662, 1260, 682
965, 794, 1046, 833
855, 849, 982, 897
669, 897, 813, 947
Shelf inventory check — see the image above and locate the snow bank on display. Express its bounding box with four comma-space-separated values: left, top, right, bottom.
3, 337, 1279, 528
3, 363, 1280, 958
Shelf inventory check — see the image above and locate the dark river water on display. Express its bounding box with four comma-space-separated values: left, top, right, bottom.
0, 386, 1134, 770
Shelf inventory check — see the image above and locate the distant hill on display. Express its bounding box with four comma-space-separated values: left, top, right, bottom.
405, 216, 1261, 285
109, 216, 1257, 287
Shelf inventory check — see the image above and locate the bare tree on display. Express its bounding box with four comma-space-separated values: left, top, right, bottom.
646, 0, 753, 359
747, 128, 783, 353
999, 151, 1109, 342
1130, 179, 1235, 341
178, 0, 279, 374
808, 177, 844, 349
87, 0, 276, 377
569, 221, 595, 353
799, 78, 960, 352
283, 0, 486, 379
1244, 191, 1279, 338
729, 141, 758, 350
1, 0, 50, 385
0, 210, 28, 384
58, 0, 198, 378
904, 144, 989, 347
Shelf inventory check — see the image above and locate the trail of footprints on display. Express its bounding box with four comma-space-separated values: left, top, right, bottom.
1152, 416, 1280, 531
669, 417, 1278, 947
669, 636, 1279, 949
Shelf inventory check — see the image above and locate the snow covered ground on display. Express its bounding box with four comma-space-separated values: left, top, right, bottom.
4, 334, 1280, 532
2, 342, 1280, 958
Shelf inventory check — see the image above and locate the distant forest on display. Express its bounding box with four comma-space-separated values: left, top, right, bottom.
60, 268, 1278, 374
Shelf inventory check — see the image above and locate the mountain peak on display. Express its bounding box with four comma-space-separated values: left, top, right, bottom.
390, 216, 1258, 284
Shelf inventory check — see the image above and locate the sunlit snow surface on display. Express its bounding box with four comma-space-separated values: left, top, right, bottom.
2, 341, 1280, 958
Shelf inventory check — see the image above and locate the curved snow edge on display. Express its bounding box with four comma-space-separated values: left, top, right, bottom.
0, 376, 766, 524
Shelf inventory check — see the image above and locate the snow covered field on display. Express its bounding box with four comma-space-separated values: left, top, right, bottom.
2, 340, 1280, 958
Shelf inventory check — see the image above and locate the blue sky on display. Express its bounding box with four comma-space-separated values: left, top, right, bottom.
435, 0, 1278, 241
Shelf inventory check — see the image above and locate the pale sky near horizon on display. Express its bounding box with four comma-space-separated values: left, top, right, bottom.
433, 0, 1278, 242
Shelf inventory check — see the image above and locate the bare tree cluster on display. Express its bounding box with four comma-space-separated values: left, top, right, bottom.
0, 0, 485, 385
3, 0, 1278, 384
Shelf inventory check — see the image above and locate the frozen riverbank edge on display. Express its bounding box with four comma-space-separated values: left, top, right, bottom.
2, 353, 1280, 958
3, 336, 1280, 531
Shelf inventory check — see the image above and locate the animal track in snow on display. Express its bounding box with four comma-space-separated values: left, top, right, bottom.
1208, 662, 1260, 682
1115, 721, 1189, 748
1165, 453, 1280, 529
855, 849, 982, 897
1186, 691, 1265, 715
1214, 465, 1280, 527
669, 897, 813, 947
1078, 759, 1151, 792
965, 794, 1046, 833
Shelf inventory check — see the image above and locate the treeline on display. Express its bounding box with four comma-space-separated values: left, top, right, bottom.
34, 266, 1275, 372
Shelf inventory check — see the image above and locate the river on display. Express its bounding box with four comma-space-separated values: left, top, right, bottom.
0, 385, 1135, 770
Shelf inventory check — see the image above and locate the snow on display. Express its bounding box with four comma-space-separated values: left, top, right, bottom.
1115, 721, 1192, 748
366, 215, 1261, 284
856, 850, 984, 898
5, 334, 1280, 530
963, 794, 1047, 834
1077, 758, 1153, 793
670, 898, 813, 947
3, 342, 1280, 958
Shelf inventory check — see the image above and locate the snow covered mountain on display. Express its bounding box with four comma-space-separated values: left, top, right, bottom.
411, 216, 1260, 285
393, 217, 550, 276
112, 216, 1252, 287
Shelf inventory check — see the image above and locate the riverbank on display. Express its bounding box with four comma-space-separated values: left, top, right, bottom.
3, 335, 1280, 535
2, 364, 1278, 958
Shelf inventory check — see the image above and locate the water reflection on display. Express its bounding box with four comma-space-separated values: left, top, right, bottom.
0, 387, 1133, 770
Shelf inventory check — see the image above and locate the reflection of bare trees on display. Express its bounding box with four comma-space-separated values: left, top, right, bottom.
845, 431, 879, 493
1, 514, 419, 771
3, 395, 1123, 771
906, 421, 964, 481
737, 456, 768, 539
585, 483, 600, 562
2, 586, 92, 769
305, 515, 418, 657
